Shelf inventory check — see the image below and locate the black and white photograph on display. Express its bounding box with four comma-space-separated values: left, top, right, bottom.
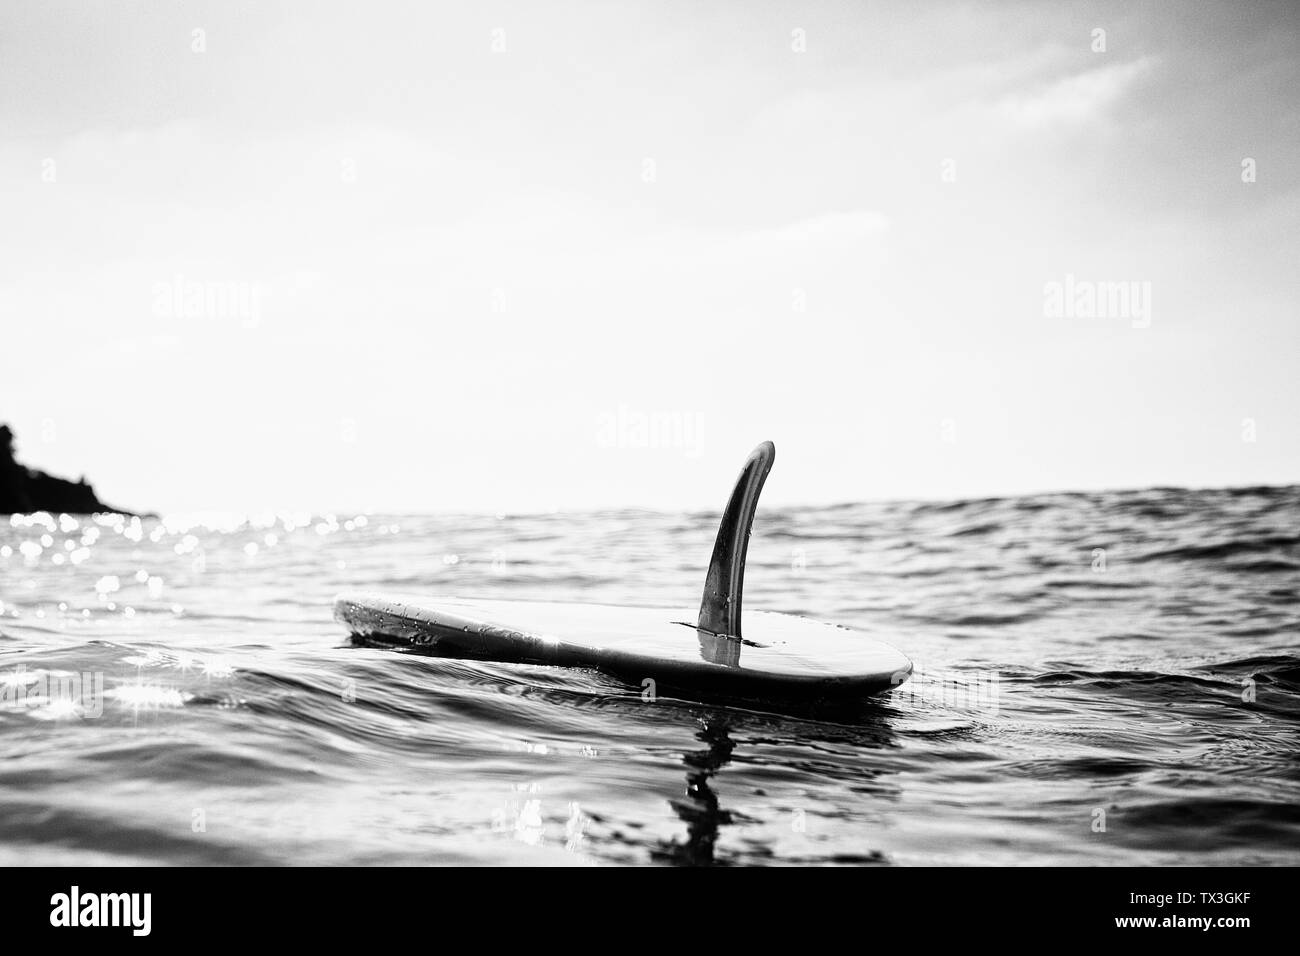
1, 0, 1296, 930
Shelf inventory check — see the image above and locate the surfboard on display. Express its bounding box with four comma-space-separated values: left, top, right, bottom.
335, 441, 913, 702
335, 593, 912, 701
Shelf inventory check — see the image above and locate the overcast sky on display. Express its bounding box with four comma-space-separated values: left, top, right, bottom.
2, 0, 1297, 514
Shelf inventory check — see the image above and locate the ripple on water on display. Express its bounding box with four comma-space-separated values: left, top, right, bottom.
0, 487, 1297, 864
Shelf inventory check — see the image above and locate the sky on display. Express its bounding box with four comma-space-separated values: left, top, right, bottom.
1, 0, 1297, 514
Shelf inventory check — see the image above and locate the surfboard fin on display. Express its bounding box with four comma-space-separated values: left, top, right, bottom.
697, 441, 775, 640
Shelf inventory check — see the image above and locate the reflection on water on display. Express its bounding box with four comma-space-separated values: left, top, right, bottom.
653, 701, 901, 866
654, 718, 737, 866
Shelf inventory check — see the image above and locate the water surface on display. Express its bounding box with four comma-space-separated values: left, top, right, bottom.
2, 487, 1297, 865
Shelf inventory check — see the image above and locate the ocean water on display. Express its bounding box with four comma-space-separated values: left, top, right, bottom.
1, 487, 1298, 866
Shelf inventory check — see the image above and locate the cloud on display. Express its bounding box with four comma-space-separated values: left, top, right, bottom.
999, 56, 1156, 126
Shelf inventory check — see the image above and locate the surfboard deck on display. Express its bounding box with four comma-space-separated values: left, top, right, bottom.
335, 592, 912, 701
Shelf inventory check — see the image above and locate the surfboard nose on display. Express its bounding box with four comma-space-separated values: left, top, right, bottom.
697, 441, 775, 639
